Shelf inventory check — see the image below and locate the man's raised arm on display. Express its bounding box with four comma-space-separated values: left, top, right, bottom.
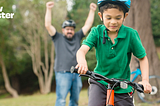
82, 3, 97, 36
45, 1, 56, 36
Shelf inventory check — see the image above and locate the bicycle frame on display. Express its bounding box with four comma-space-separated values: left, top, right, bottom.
107, 84, 114, 106
131, 66, 160, 104
70, 66, 144, 106
131, 68, 141, 82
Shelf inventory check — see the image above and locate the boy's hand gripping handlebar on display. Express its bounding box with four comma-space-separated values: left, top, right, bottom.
70, 66, 144, 93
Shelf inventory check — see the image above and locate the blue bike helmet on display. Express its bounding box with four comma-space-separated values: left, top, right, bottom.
62, 20, 76, 28
97, 0, 131, 12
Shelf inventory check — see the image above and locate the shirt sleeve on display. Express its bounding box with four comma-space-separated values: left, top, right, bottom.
130, 30, 146, 58
50, 32, 60, 41
75, 29, 85, 40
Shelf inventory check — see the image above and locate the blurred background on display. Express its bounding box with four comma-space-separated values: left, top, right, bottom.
0, 0, 160, 103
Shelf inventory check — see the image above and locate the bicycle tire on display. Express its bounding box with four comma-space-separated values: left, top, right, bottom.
137, 75, 160, 104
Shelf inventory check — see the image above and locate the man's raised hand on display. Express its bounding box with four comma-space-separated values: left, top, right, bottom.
90, 3, 97, 11
46, 1, 54, 9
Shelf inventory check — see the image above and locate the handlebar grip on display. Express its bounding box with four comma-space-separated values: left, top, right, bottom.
138, 84, 144, 90
137, 83, 144, 93
70, 66, 92, 75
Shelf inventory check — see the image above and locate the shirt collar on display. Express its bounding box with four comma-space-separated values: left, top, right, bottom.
102, 24, 127, 39
117, 24, 127, 39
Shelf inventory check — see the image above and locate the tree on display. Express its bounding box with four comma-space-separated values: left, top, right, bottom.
14, 0, 67, 94
124, 0, 160, 75
150, 0, 160, 46
0, 55, 18, 98
0, 0, 19, 97
124, 0, 160, 102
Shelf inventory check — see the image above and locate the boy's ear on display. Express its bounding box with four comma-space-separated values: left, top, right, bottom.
98, 12, 102, 21
124, 13, 129, 20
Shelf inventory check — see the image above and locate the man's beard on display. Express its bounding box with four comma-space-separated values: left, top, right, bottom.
65, 33, 74, 40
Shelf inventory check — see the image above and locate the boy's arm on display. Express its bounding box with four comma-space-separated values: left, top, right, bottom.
45, 1, 56, 36
76, 45, 90, 74
138, 56, 152, 93
82, 3, 97, 36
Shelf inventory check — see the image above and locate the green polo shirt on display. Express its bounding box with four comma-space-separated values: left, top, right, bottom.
82, 24, 146, 93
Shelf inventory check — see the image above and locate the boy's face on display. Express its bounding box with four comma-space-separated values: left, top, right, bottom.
98, 8, 128, 32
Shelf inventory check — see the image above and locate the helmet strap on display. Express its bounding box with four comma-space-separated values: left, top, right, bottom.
103, 28, 109, 44
102, 13, 110, 44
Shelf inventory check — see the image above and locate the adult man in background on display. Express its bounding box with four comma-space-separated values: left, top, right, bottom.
45, 1, 97, 106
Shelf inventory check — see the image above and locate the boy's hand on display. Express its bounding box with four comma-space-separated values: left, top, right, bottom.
138, 80, 152, 94
75, 63, 88, 75
90, 3, 97, 11
46, 1, 54, 9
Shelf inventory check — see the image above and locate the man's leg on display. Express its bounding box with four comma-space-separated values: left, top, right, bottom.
55, 72, 72, 106
69, 73, 82, 106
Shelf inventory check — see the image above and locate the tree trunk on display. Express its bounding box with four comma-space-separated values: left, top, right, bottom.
11, 75, 20, 94
124, 0, 160, 102
124, 0, 160, 75
0, 55, 19, 98
31, 40, 55, 94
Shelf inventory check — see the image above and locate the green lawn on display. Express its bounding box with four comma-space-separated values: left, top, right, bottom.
0, 89, 88, 106
0, 89, 159, 106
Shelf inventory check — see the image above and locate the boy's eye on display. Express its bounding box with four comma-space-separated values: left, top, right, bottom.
106, 17, 121, 20
106, 18, 111, 20
116, 17, 121, 20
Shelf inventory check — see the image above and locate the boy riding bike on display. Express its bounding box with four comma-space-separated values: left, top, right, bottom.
75, 0, 152, 106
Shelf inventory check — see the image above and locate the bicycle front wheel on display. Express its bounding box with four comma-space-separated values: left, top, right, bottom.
137, 75, 160, 104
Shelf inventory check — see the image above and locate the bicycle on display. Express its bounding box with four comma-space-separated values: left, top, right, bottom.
131, 60, 160, 104
70, 66, 144, 106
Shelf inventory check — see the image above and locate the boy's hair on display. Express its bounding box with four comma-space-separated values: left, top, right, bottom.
99, 3, 126, 15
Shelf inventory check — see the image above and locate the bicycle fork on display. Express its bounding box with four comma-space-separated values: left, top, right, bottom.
106, 84, 114, 106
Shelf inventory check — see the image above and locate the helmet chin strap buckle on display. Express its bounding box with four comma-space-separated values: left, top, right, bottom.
103, 28, 109, 44
103, 28, 118, 44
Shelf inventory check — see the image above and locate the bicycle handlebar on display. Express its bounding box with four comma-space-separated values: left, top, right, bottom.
70, 66, 144, 93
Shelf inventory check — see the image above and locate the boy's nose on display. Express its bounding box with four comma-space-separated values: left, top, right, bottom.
110, 19, 116, 24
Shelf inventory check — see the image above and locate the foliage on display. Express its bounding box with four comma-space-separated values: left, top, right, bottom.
68, 0, 101, 32
0, 0, 160, 95
0, 0, 26, 86
150, 0, 160, 46
12, 0, 68, 94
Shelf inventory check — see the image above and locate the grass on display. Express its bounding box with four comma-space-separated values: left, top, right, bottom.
0, 89, 159, 106
0, 89, 88, 106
